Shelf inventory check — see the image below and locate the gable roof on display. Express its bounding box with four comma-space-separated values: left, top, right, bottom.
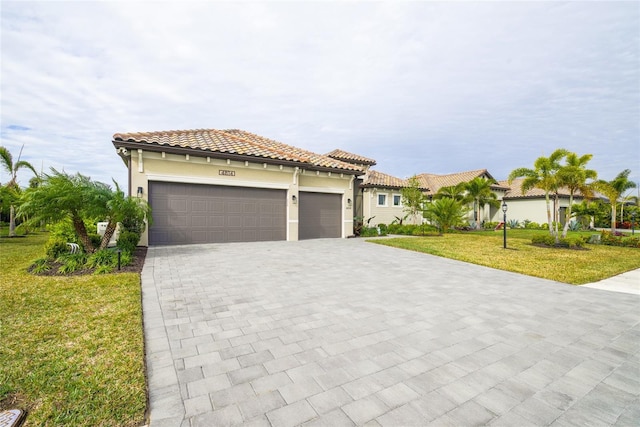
416, 169, 508, 195
499, 178, 588, 199
325, 149, 377, 166
112, 128, 363, 173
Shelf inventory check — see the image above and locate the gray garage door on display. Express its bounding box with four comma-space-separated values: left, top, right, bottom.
149, 182, 286, 245
299, 192, 342, 240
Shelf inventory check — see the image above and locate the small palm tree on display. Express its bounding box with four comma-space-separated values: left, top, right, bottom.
592, 169, 637, 233
509, 148, 568, 239
423, 197, 469, 234
0, 145, 37, 237
464, 177, 500, 229
433, 183, 469, 203
557, 152, 597, 238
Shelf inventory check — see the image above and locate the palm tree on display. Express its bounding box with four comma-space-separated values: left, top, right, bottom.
0, 145, 37, 237
423, 197, 469, 234
433, 183, 469, 203
592, 169, 637, 232
99, 180, 151, 250
557, 152, 597, 238
508, 148, 568, 239
464, 177, 500, 229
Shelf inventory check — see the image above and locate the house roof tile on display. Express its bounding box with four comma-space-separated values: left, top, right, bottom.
361, 170, 429, 190
500, 178, 587, 199
416, 169, 507, 195
325, 149, 377, 166
112, 128, 363, 173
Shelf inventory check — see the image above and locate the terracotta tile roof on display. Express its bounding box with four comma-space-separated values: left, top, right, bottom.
500, 178, 587, 199
325, 149, 377, 166
112, 128, 363, 173
361, 170, 428, 190
416, 169, 506, 195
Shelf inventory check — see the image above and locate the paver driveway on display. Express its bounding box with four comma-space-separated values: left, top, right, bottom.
142, 238, 640, 427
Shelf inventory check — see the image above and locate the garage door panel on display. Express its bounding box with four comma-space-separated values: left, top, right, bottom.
299, 192, 341, 240
149, 182, 285, 245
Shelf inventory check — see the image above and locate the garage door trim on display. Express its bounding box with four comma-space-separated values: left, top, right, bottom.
147, 174, 290, 190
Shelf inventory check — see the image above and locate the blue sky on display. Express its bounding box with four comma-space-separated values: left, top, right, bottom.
1, 1, 639, 194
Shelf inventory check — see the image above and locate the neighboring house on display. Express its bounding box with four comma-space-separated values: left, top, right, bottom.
112, 129, 362, 246
500, 178, 587, 226
356, 168, 508, 227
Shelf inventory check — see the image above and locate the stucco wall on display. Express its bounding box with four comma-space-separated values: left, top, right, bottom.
362, 188, 421, 226
504, 197, 577, 226
126, 149, 354, 245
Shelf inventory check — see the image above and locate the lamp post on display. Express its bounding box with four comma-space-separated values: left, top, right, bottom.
632, 211, 636, 235
502, 201, 508, 249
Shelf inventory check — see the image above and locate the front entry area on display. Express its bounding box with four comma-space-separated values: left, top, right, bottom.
298, 191, 342, 240
148, 181, 286, 245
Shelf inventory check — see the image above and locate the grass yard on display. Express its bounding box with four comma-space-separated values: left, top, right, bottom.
0, 232, 147, 426
371, 229, 640, 284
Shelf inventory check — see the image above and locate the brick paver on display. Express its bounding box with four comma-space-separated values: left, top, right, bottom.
142, 238, 640, 426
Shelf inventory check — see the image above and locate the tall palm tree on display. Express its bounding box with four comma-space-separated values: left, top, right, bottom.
508, 148, 568, 239
464, 177, 500, 229
0, 145, 37, 237
557, 152, 597, 238
593, 169, 637, 233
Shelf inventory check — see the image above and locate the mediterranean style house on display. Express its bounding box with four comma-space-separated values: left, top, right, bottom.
112, 131, 588, 246
113, 129, 363, 246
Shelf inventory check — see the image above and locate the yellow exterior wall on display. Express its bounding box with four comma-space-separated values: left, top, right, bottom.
126, 149, 354, 245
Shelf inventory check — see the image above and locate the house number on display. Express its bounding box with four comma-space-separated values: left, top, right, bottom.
219, 170, 236, 176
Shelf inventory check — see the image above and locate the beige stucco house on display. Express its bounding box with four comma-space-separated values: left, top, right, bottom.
113, 129, 362, 246
501, 178, 587, 226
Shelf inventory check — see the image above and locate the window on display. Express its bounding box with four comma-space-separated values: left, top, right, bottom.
377, 193, 387, 207
393, 194, 402, 207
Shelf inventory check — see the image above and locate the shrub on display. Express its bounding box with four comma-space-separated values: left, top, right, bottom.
93, 264, 114, 275
117, 230, 140, 254
568, 220, 581, 231
531, 234, 555, 246
522, 219, 532, 228
525, 221, 542, 230
56, 253, 88, 274
600, 231, 640, 248
30, 257, 52, 274
483, 222, 498, 230
360, 227, 379, 237
377, 223, 388, 236
48, 220, 78, 243
86, 249, 116, 268
44, 239, 70, 259
507, 219, 520, 229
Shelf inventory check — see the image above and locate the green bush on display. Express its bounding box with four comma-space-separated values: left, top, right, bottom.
29, 258, 52, 274
360, 227, 379, 237
600, 231, 640, 248
532, 234, 586, 248
507, 219, 520, 229
531, 234, 555, 246
377, 224, 388, 235
483, 222, 499, 230
44, 239, 70, 259
56, 253, 88, 274
525, 221, 542, 229
117, 230, 140, 254
48, 220, 78, 243
86, 250, 116, 268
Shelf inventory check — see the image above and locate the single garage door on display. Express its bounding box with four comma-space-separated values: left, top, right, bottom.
299, 192, 342, 240
148, 182, 286, 245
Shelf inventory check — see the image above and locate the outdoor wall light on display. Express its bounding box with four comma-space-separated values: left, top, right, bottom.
137, 186, 143, 198
502, 200, 508, 249
292, 195, 297, 205
347, 198, 352, 208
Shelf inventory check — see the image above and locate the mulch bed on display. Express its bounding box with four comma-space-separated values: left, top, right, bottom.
31, 247, 147, 276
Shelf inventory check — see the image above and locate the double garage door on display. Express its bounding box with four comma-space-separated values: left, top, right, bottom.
148, 182, 341, 245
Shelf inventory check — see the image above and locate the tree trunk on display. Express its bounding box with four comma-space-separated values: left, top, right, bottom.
611, 205, 617, 233
545, 193, 553, 235
8, 204, 16, 237
72, 216, 94, 253
99, 221, 118, 250
554, 193, 560, 243
562, 193, 574, 238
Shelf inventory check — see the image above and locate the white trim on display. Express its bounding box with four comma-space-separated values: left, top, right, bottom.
298, 186, 345, 194
288, 220, 299, 223
146, 174, 290, 190
377, 192, 389, 207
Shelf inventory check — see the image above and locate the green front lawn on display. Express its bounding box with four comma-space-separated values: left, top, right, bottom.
0, 232, 146, 426
371, 229, 640, 284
